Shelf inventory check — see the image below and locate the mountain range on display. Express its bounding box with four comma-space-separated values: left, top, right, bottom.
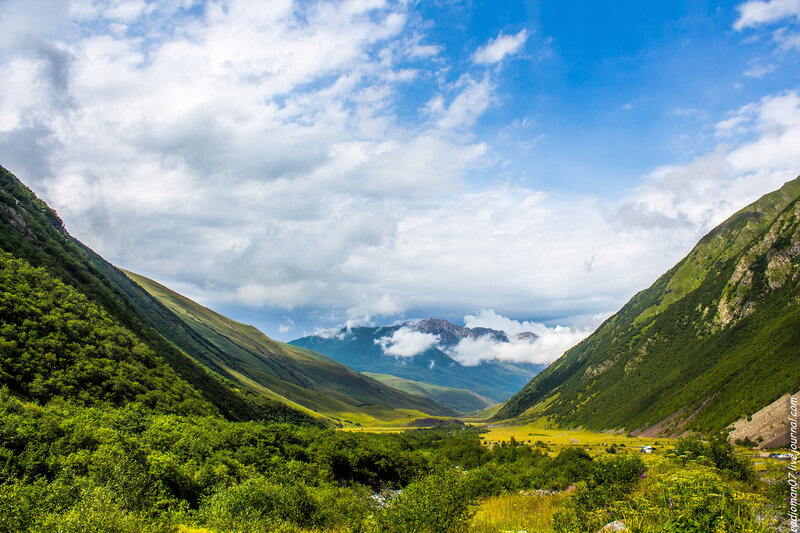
291, 318, 546, 404
495, 176, 800, 446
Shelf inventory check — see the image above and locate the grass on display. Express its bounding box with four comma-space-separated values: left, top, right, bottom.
479, 422, 673, 450
470, 492, 569, 533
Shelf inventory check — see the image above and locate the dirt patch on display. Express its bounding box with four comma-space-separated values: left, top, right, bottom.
631, 394, 718, 438
728, 391, 799, 449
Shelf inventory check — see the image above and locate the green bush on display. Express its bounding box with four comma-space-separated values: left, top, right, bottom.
377, 465, 476, 533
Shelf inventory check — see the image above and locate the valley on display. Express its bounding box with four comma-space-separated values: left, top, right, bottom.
1, 164, 797, 531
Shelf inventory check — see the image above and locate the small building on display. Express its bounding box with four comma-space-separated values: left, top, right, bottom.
640, 445, 653, 454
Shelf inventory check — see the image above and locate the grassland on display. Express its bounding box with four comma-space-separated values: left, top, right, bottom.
469, 491, 569, 532
479, 421, 673, 449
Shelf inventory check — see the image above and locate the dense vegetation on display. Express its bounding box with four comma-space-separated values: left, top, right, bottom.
553, 435, 778, 532
0, 253, 211, 415
0, 389, 603, 532
1, 386, 781, 532
498, 176, 800, 434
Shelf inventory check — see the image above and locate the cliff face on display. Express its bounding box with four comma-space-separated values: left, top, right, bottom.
496, 177, 800, 439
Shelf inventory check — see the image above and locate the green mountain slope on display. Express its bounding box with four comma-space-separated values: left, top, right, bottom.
124, 271, 457, 420
0, 165, 316, 425
0, 252, 212, 414
361, 373, 496, 413
496, 176, 800, 437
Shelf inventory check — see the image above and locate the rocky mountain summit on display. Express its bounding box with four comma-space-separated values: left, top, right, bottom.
407, 318, 513, 346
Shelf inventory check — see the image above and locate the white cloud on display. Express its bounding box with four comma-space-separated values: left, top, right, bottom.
734, 0, 800, 29
447, 310, 604, 366
774, 28, 800, 49
0, 0, 798, 341
375, 327, 439, 358
472, 29, 528, 64
278, 317, 294, 333
435, 77, 494, 130
743, 62, 778, 78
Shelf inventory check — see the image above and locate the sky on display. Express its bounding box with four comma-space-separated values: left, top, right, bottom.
0, 0, 799, 365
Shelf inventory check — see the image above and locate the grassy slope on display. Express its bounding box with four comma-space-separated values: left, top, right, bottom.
0, 165, 316, 424
362, 372, 496, 413
496, 176, 800, 434
124, 271, 456, 420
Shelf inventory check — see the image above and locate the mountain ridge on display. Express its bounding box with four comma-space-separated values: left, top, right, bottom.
494, 176, 800, 444
291, 319, 545, 403
123, 270, 458, 421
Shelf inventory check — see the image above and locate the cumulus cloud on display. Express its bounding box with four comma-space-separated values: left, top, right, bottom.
0, 0, 798, 339
734, 0, 800, 29
448, 310, 605, 366
472, 29, 528, 64
375, 327, 440, 358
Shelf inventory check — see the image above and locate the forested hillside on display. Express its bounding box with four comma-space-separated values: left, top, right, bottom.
497, 177, 800, 439
0, 164, 318, 424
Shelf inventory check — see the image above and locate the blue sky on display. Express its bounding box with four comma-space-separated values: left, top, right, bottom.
1, 0, 799, 363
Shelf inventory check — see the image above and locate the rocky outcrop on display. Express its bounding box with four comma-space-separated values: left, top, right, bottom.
408, 318, 510, 346
728, 391, 799, 449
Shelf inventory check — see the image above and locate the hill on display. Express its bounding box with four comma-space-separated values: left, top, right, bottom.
124, 271, 457, 422
495, 176, 800, 443
361, 372, 496, 413
0, 164, 448, 426
291, 320, 545, 403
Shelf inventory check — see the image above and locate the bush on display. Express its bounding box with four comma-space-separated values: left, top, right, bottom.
673, 434, 753, 481
553, 458, 776, 533
377, 465, 475, 533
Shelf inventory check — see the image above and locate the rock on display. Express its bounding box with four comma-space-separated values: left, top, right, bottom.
597, 521, 627, 532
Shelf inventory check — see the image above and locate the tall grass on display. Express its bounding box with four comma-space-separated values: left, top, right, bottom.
470, 492, 570, 532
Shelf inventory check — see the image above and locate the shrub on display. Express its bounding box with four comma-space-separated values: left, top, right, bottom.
377, 465, 475, 533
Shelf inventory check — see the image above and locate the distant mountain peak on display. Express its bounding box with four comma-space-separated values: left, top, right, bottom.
405, 317, 519, 347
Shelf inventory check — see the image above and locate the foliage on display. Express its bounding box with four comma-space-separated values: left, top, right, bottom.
672, 434, 753, 481
0, 253, 210, 414
0, 392, 600, 532
553, 450, 777, 533
376, 465, 476, 533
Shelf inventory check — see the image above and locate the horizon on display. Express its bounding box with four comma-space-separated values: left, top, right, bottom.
1, 0, 799, 364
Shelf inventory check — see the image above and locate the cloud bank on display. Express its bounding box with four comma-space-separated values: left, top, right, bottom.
0, 1, 797, 338
448, 310, 605, 366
